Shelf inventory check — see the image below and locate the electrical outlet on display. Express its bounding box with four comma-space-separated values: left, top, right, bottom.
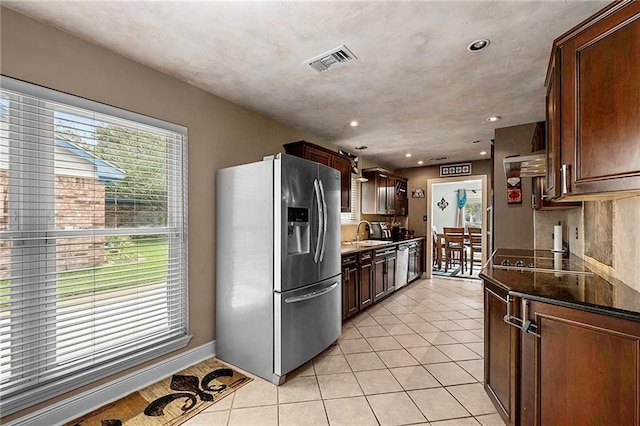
423, 215, 427, 221
575, 227, 579, 240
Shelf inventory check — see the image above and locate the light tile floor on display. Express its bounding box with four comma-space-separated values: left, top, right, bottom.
186, 277, 507, 426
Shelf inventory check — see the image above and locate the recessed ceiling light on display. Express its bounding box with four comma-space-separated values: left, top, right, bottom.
354, 145, 367, 150
418, 160, 424, 165
405, 153, 412, 158
349, 120, 358, 127
468, 39, 490, 52
486, 116, 501, 122
480, 151, 487, 155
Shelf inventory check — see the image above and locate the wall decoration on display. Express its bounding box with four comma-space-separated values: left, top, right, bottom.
437, 197, 449, 210
412, 188, 425, 198
506, 177, 522, 204
440, 162, 471, 177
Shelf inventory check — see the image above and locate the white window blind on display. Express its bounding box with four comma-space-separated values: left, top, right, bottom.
340, 174, 359, 223
0, 76, 189, 415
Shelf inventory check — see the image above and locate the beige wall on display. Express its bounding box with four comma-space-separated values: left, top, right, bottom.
493, 123, 536, 249
0, 7, 331, 421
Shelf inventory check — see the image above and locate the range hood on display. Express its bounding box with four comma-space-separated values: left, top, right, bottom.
503, 151, 546, 178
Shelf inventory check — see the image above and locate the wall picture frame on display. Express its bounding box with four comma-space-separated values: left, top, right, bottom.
412, 188, 425, 198
506, 177, 522, 204
440, 162, 471, 177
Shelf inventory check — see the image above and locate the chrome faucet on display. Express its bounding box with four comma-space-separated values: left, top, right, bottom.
355, 220, 372, 242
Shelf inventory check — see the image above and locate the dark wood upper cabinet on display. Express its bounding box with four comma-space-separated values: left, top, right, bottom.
361, 168, 408, 216
395, 178, 408, 216
284, 141, 353, 212
547, 1, 640, 199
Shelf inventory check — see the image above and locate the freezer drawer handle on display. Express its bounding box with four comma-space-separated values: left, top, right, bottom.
284, 281, 339, 304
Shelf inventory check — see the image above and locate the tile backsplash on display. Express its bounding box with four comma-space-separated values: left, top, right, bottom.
534, 195, 640, 292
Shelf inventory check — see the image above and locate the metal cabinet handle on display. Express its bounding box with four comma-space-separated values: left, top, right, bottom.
502, 296, 540, 337
561, 164, 570, 195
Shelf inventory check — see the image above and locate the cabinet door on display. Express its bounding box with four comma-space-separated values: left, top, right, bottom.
332, 155, 352, 213
372, 255, 386, 301
395, 178, 408, 216
342, 263, 359, 320
386, 253, 396, 293
416, 242, 423, 276
376, 173, 389, 214
305, 146, 332, 167
359, 260, 373, 309
521, 301, 640, 425
408, 248, 417, 282
545, 49, 562, 199
483, 282, 519, 426
386, 176, 396, 214
559, 2, 640, 196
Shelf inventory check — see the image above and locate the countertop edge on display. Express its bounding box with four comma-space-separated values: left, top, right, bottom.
479, 270, 640, 323
341, 237, 425, 255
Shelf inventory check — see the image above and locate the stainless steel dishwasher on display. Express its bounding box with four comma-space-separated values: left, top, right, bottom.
395, 243, 409, 290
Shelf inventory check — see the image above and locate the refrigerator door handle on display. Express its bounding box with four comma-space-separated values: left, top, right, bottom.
284, 281, 339, 303
313, 179, 322, 263
318, 179, 328, 262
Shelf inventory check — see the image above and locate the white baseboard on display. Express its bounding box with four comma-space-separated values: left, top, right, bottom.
6, 341, 216, 426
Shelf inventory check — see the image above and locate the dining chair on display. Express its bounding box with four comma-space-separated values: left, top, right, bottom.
468, 227, 483, 273
443, 227, 466, 273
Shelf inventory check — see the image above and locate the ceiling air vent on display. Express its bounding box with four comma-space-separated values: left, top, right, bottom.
306, 45, 357, 73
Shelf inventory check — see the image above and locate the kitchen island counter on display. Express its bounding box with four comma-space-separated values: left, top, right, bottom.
480, 248, 640, 323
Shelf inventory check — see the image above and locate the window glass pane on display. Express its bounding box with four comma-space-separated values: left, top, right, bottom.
54, 111, 170, 230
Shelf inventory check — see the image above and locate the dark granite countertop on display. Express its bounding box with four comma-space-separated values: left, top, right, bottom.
340, 237, 425, 255
480, 248, 640, 322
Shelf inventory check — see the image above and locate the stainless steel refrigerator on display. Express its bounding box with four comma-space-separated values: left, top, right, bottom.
216, 153, 342, 385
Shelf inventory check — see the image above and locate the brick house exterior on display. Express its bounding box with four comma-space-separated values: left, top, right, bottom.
0, 142, 123, 279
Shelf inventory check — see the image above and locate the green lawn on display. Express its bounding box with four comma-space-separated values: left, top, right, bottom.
1, 236, 170, 303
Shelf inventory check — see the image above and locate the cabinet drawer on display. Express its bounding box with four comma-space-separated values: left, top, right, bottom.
359, 250, 373, 265
342, 254, 357, 266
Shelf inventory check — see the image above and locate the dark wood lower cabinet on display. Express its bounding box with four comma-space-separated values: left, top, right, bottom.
484, 278, 640, 425
373, 248, 396, 302
408, 240, 424, 282
484, 281, 520, 426
359, 251, 373, 309
373, 253, 386, 302
521, 301, 640, 425
341, 238, 424, 320
386, 251, 396, 294
341, 255, 358, 320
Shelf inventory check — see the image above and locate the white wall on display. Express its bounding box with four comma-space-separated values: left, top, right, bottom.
431, 180, 482, 233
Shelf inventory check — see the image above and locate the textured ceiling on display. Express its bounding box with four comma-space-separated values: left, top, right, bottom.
5, 1, 608, 169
